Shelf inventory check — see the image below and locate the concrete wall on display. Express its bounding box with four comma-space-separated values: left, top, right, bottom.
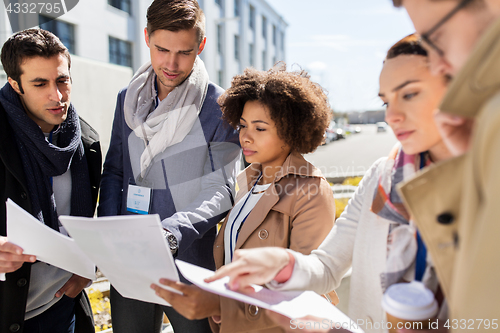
0, 5, 8, 86
70, 56, 133, 156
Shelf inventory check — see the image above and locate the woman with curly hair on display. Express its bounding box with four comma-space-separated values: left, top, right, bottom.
205, 34, 453, 333
151, 64, 338, 332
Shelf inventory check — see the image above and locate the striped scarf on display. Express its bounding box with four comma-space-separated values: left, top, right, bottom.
371, 144, 431, 291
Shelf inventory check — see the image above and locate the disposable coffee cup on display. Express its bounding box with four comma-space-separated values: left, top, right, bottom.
381, 281, 438, 332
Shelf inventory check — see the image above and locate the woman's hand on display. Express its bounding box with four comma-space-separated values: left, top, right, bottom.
204, 247, 290, 291
151, 279, 221, 320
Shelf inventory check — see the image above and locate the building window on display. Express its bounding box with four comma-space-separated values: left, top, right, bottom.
234, 0, 240, 17
109, 37, 132, 67
262, 16, 267, 39
217, 24, 223, 54
249, 43, 254, 66
281, 31, 285, 51
273, 25, 277, 46
215, 0, 222, 7
262, 50, 266, 70
249, 5, 255, 30
234, 35, 240, 60
218, 70, 224, 87
272, 56, 277, 67
39, 16, 75, 54
108, 0, 131, 14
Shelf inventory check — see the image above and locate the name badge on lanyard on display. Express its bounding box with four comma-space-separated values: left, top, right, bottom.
127, 184, 152, 215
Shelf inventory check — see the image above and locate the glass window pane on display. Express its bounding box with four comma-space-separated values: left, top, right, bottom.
108, 0, 131, 14
234, 35, 239, 60
109, 36, 132, 67
39, 15, 75, 54
262, 16, 267, 39
249, 6, 255, 29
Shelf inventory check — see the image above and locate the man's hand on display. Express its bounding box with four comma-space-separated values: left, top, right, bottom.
151, 279, 221, 320
204, 247, 290, 291
434, 112, 474, 157
0, 236, 36, 274
268, 312, 350, 332
55, 274, 91, 298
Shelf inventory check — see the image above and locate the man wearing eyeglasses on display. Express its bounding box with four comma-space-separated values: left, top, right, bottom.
391, 0, 500, 332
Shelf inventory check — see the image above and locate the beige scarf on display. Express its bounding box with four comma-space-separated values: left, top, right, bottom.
124, 57, 209, 177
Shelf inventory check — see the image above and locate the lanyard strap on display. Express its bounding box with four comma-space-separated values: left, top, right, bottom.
415, 152, 428, 281
154, 76, 160, 109
229, 173, 262, 261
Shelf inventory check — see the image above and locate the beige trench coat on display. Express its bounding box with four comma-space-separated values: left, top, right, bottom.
399, 17, 500, 331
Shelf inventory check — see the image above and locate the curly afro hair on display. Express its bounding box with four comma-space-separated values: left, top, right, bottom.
218, 63, 332, 154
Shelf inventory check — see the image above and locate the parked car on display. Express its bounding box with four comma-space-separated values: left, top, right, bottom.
335, 126, 345, 139
376, 122, 388, 132
324, 121, 339, 144
324, 128, 338, 144
344, 124, 362, 134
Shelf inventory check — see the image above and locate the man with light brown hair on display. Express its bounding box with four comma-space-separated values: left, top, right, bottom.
98, 0, 239, 332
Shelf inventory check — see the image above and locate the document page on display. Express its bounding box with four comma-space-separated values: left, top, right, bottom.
176, 260, 364, 333
6, 199, 95, 280
59, 214, 179, 306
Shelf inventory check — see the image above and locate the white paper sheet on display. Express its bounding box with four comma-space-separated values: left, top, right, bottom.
6, 199, 95, 280
59, 214, 179, 306
176, 260, 365, 333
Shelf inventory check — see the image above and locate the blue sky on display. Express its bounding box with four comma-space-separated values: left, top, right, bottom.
266, 0, 415, 112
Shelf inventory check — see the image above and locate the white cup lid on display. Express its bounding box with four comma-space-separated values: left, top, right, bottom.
381, 281, 438, 321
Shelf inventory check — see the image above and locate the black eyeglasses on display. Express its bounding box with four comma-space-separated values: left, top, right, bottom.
420, 0, 474, 57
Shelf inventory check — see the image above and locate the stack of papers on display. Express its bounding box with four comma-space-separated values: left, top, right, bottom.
176, 260, 364, 333
5, 199, 364, 332
6, 199, 95, 280
59, 214, 179, 306
6, 199, 178, 306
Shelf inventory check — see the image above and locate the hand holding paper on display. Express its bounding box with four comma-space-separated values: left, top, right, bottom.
175, 260, 365, 333
0, 235, 37, 281
5, 199, 95, 280
59, 214, 180, 306
151, 278, 221, 320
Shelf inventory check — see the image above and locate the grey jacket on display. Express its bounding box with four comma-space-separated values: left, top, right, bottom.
98, 82, 240, 272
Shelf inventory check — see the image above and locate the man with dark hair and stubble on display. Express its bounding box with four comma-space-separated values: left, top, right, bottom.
97, 0, 240, 332
389, 0, 500, 332
0, 29, 102, 333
